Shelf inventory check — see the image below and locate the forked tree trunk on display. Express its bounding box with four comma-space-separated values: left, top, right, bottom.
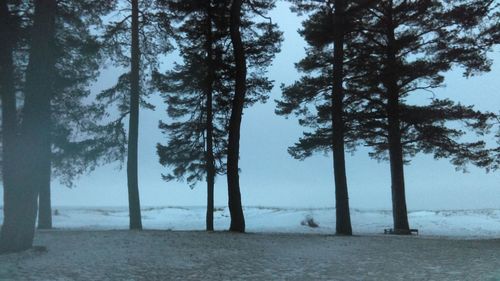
331, 0, 352, 236
0, 0, 56, 253
384, 1, 410, 234
205, 1, 216, 232
226, 0, 246, 233
127, 0, 142, 230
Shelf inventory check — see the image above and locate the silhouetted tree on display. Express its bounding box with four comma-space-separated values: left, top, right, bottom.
227, 0, 282, 232
0, 0, 21, 253
349, 0, 499, 233
154, 0, 281, 232
1, 0, 123, 245
154, 0, 233, 231
99, 0, 172, 230
277, 0, 372, 235
127, 0, 142, 230
0, 0, 56, 253
35, 0, 118, 230
0, 0, 24, 194
227, 0, 246, 233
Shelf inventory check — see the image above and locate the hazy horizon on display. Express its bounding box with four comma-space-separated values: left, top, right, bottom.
1, 2, 499, 211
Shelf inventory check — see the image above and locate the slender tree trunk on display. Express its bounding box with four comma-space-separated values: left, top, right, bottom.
205, 2, 216, 232
384, 1, 410, 234
227, 0, 246, 233
127, 0, 142, 230
0, 0, 56, 253
331, 0, 352, 236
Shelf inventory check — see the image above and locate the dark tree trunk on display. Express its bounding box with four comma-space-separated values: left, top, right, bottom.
331, 0, 352, 236
127, 0, 142, 230
227, 0, 246, 233
0, 0, 56, 253
384, 1, 410, 234
38, 108, 53, 229
387, 102, 410, 233
205, 1, 216, 232
37, 168, 52, 229
0, 0, 20, 253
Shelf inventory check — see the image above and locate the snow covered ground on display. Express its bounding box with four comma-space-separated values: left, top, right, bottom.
1, 230, 500, 281
2, 206, 499, 238
1, 207, 500, 280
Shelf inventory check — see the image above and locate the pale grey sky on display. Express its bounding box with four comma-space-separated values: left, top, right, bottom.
3, 2, 499, 210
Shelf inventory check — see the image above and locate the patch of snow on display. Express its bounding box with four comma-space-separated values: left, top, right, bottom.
1, 206, 499, 238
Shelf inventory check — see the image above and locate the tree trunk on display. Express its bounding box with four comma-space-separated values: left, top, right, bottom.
386, 90, 410, 233
384, 1, 410, 234
0, 0, 20, 253
127, 0, 142, 230
37, 168, 52, 229
205, 1, 216, 232
0, 0, 56, 253
331, 0, 352, 236
38, 110, 53, 229
227, 0, 246, 233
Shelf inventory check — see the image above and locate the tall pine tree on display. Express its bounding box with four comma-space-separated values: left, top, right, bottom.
99, 0, 172, 230
1, 0, 125, 249
348, 0, 499, 233
226, 0, 282, 233
36, 0, 118, 229
0, 0, 56, 253
154, 0, 282, 232
0, 0, 22, 253
276, 0, 373, 235
154, 0, 232, 231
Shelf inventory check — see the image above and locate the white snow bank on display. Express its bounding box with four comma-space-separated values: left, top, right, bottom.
2, 206, 499, 238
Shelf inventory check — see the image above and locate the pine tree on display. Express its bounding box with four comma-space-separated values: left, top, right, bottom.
227, 0, 246, 233
154, 0, 233, 231
276, 0, 373, 235
226, 0, 282, 233
0, 0, 22, 179
1, 0, 124, 250
154, 0, 281, 232
0, 0, 21, 253
348, 0, 499, 233
0, 0, 57, 253
99, 0, 172, 230
35, 0, 119, 230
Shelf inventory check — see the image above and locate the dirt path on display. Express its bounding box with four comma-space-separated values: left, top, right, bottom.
0, 230, 499, 280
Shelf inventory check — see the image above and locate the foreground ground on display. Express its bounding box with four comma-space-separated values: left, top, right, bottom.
0, 230, 499, 281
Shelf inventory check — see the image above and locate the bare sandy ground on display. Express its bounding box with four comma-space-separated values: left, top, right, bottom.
0, 230, 499, 281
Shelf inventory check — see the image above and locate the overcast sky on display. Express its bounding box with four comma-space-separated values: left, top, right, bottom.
3, 2, 499, 210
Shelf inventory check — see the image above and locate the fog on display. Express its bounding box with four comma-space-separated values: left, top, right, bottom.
2, 2, 499, 210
